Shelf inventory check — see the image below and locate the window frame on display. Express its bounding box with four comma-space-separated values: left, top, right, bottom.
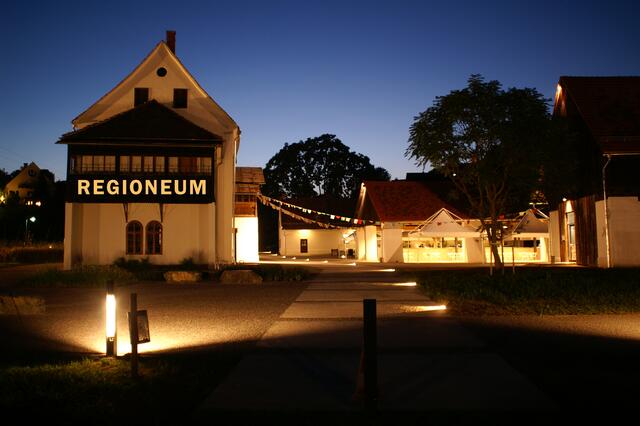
173, 88, 188, 108
145, 221, 163, 255
126, 221, 143, 255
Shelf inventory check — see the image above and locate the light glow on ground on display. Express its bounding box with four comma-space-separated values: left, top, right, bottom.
403, 304, 447, 312
392, 282, 417, 287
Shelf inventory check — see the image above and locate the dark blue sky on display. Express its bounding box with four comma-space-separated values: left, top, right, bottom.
1, 0, 639, 180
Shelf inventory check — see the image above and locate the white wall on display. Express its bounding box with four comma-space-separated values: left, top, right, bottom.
65, 202, 216, 267
364, 225, 378, 262
356, 227, 366, 260
381, 225, 403, 263
465, 238, 484, 263
548, 210, 561, 263
280, 228, 348, 257
608, 196, 640, 267
236, 216, 259, 263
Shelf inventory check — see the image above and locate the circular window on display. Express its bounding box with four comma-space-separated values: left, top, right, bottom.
156, 67, 167, 77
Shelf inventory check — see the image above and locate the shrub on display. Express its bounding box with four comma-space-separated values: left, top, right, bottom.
215, 264, 312, 282
0, 245, 63, 264
21, 265, 134, 288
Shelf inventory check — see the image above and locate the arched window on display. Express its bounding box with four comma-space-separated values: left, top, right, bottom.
146, 221, 162, 255
126, 221, 143, 255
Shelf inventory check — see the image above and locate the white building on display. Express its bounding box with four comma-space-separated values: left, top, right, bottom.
58, 31, 255, 268
277, 196, 357, 258
355, 180, 550, 264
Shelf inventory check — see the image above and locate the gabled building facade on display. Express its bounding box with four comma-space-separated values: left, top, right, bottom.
549, 76, 640, 267
58, 32, 240, 268
355, 179, 487, 263
2, 162, 54, 205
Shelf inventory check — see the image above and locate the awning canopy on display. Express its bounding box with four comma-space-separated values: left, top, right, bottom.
409, 208, 480, 238
505, 209, 549, 240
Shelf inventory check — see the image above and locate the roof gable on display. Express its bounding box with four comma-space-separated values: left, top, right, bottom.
555, 76, 640, 154
357, 180, 466, 222
72, 41, 238, 141
58, 100, 223, 144
411, 208, 479, 237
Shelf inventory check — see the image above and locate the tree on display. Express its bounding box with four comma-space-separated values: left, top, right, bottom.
406, 75, 552, 268
263, 134, 390, 199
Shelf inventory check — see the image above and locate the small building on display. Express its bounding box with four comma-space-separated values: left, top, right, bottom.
58, 32, 241, 268
549, 77, 640, 267
2, 162, 54, 205
235, 167, 264, 262
277, 196, 357, 258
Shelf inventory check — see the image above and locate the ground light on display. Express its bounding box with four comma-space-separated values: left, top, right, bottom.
105, 281, 117, 357
392, 282, 417, 287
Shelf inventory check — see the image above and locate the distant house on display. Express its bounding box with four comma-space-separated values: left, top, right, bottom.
2, 162, 54, 205
549, 77, 640, 267
278, 196, 357, 258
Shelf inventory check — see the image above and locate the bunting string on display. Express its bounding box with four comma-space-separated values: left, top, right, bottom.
257, 193, 379, 228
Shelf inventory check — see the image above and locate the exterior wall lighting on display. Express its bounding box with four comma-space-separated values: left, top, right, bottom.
106, 280, 117, 357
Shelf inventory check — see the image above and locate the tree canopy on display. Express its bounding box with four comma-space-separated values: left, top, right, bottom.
406, 75, 552, 267
263, 134, 390, 199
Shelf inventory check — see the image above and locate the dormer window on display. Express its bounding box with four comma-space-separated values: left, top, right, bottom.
173, 88, 188, 108
134, 88, 149, 106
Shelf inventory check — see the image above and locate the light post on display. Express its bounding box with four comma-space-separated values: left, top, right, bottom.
24, 216, 36, 243
106, 280, 117, 357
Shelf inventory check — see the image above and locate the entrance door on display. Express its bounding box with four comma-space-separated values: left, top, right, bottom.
300, 239, 308, 254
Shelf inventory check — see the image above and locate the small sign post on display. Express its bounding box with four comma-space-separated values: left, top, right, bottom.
128, 293, 150, 379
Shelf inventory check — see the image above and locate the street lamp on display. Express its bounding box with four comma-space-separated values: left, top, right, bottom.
24, 216, 36, 243
106, 280, 117, 357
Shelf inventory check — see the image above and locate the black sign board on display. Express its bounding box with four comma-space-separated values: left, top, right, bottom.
128, 310, 150, 344
66, 175, 215, 204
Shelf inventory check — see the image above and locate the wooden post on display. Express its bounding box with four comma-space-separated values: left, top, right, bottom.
130, 293, 139, 378
363, 298, 378, 411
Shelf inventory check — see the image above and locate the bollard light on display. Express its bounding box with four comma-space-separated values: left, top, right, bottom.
106, 280, 117, 357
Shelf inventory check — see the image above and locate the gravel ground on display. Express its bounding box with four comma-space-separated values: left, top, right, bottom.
1, 281, 306, 363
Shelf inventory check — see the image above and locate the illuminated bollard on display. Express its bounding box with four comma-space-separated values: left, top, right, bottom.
106, 280, 117, 357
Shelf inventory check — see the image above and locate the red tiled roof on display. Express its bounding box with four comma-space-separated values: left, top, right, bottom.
557, 76, 640, 154
361, 180, 466, 222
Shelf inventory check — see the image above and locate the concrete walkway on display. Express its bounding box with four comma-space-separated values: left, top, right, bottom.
198, 277, 552, 415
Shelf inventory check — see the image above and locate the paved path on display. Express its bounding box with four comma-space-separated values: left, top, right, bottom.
199, 276, 552, 415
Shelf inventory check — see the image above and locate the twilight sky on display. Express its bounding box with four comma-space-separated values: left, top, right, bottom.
1, 0, 639, 180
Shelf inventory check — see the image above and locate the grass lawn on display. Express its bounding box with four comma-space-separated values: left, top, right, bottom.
412, 267, 640, 315
0, 353, 240, 424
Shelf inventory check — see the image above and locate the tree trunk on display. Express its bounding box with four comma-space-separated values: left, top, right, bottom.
487, 222, 504, 269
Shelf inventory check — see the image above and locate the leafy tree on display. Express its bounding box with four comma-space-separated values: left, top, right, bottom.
263, 134, 390, 199
406, 75, 552, 268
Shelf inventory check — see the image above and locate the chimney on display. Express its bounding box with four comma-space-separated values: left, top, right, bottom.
166, 30, 176, 54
